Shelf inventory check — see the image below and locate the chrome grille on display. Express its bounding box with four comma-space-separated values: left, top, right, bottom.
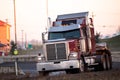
56, 43, 66, 59
46, 43, 67, 61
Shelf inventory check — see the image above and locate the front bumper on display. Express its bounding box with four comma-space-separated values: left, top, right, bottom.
36, 60, 79, 72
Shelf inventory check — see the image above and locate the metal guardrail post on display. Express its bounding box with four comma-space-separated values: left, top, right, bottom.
15, 58, 18, 76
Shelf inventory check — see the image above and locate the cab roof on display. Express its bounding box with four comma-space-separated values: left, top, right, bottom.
56, 12, 88, 21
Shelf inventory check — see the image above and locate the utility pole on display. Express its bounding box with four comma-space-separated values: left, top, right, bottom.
21, 30, 24, 48
13, 0, 18, 76
13, 0, 17, 45
25, 32, 27, 48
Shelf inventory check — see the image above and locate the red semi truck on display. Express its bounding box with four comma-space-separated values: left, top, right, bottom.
36, 12, 112, 75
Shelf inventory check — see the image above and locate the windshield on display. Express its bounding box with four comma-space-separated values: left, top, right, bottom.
48, 29, 81, 40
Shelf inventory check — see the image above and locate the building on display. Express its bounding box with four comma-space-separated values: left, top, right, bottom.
0, 20, 11, 54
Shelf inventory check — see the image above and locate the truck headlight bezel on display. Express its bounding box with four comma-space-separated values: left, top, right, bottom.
68, 52, 78, 60
37, 54, 45, 62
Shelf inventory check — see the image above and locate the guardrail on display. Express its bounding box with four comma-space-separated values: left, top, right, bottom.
112, 51, 120, 54
0, 66, 25, 75
0, 51, 119, 63
0, 55, 36, 74
0, 55, 38, 62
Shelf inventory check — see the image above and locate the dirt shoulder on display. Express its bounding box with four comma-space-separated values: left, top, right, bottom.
44, 69, 120, 80
0, 69, 120, 80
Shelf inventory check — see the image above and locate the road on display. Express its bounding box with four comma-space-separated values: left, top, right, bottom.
0, 51, 120, 77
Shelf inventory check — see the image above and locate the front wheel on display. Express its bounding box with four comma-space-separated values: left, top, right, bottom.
65, 69, 79, 74
79, 59, 87, 72
39, 71, 49, 77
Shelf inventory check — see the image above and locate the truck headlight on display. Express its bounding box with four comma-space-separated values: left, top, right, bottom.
37, 53, 45, 62
68, 52, 78, 60
38, 56, 45, 62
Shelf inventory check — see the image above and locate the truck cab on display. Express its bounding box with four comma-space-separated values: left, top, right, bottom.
37, 12, 112, 75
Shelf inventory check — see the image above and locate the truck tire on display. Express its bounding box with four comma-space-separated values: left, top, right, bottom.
65, 69, 79, 74
79, 60, 85, 72
101, 53, 112, 70
106, 54, 112, 70
39, 71, 49, 77
95, 51, 112, 71
79, 55, 88, 72
101, 54, 107, 70
65, 69, 71, 74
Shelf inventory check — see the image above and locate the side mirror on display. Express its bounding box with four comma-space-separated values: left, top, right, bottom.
42, 32, 47, 43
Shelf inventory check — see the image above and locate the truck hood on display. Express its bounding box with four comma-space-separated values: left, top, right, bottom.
45, 38, 79, 44
46, 38, 66, 43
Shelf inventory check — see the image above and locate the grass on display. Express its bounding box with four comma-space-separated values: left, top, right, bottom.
101, 35, 120, 51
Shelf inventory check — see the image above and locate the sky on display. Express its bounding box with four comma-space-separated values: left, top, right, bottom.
0, 0, 120, 42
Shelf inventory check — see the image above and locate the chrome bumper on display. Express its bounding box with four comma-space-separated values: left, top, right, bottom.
36, 60, 79, 72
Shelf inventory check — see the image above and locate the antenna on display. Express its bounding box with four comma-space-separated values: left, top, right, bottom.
46, 0, 49, 28
91, 12, 96, 25
91, 12, 95, 20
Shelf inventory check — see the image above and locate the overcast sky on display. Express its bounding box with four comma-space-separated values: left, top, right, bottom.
0, 0, 120, 41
